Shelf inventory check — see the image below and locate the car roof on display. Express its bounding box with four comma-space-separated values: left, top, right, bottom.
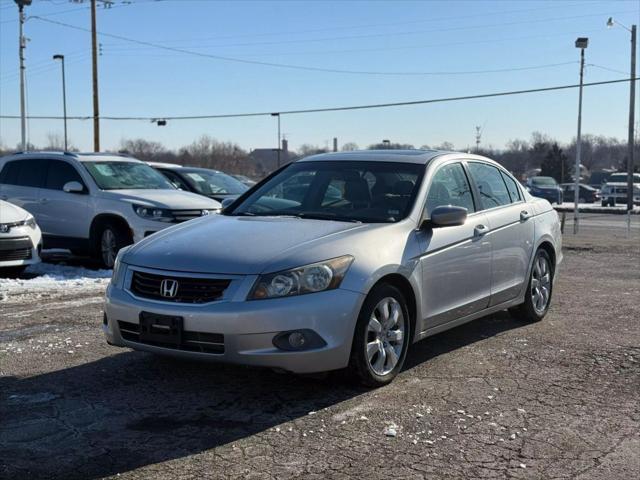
298, 149, 449, 164
0, 151, 143, 163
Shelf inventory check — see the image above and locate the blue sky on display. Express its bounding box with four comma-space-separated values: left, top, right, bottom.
0, 0, 638, 153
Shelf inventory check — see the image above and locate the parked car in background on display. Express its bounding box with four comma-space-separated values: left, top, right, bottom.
560, 183, 599, 203
0, 199, 42, 276
600, 173, 640, 206
0, 152, 221, 268
231, 174, 257, 187
104, 150, 562, 387
526, 176, 563, 204
588, 170, 614, 189
148, 163, 249, 202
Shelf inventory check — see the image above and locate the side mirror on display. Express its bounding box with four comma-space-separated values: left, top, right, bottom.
422, 205, 467, 228
63, 181, 85, 194
220, 197, 235, 212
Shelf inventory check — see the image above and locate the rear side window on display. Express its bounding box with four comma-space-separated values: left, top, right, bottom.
467, 162, 511, 210
0, 159, 47, 187
45, 160, 85, 190
500, 171, 522, 202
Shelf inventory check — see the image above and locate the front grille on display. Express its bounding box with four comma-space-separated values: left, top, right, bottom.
0, 237, 32, 261
171, 209, 207, 223
130, 270, 231, 304
118, 320, 225, 354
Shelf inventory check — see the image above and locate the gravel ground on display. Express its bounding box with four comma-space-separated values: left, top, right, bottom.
1, 224, 638, 480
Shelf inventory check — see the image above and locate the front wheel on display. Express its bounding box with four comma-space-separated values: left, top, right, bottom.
348, 284, 411, 387
509, 249, 553, 322
95, 222, 131, 268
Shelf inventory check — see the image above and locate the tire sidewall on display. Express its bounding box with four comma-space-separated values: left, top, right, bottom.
350, 284, 411, 387
96, 222, 130, 268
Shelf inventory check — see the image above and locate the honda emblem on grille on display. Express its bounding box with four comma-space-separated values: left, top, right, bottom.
0, 224, 9, 233
160, 279, 179, 298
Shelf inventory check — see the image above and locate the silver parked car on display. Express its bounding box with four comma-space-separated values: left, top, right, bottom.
104, 150, 562, 386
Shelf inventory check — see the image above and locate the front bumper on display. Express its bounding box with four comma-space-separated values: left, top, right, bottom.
0, 226, 42, 268
104, 283, 365, 373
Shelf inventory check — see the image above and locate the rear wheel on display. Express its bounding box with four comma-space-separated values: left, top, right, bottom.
348, 284, 411, 387
509, 249, 553, 322
94, 222, 131, 268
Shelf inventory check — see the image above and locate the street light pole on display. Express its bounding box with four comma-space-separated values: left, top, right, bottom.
608, 18, 637, 212
574, 37, 588, 234
53, 55, 67, 151
15, 0, 32, 151
91, 0, 100, 152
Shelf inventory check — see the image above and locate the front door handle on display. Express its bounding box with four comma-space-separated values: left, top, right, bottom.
474, 224, 489, 236
520, 210, 532, 221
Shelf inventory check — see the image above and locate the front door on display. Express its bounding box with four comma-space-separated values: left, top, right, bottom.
418, 162, 492, 330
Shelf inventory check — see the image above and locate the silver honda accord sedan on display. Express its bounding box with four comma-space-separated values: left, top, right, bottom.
104, 150, 562, 386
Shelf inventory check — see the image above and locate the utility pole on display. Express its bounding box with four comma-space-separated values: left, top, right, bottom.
91, 0, 100, 152
607, 18, 637, 212
271, 113, 281, 168
574, 37, 589, 234
15, 0, 31, 151
53, 55, 68, 151
627, 24, 636, 212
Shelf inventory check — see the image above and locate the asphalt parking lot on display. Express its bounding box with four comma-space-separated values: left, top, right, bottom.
1, 216, 638, 480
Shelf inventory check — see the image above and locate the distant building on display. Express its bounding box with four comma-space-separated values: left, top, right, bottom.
249, 142, 297, 174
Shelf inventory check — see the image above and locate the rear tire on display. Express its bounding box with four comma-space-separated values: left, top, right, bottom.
94, 222, 131, 268
509, 249, 553, 323
348, 284, 411, 387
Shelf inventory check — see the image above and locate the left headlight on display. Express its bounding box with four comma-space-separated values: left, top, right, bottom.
22, 215, 37, 229
110, 247, 129, 288
132, 204, 174, 222
249, 255, 354, 300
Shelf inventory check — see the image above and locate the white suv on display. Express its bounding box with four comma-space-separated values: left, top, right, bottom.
0, 152, 221, 267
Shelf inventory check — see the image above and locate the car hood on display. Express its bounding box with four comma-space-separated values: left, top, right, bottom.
100, 189, 221, 209
124, 214, 368, 274
0, 200, 29, 223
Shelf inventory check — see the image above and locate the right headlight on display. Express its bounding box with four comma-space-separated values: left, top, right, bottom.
248, 255, 354, 300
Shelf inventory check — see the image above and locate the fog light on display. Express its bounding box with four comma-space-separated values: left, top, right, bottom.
272, 329, 327, 351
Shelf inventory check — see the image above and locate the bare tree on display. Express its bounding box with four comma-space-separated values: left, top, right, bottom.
341, 142, 359, 151
45, 133, 65, 151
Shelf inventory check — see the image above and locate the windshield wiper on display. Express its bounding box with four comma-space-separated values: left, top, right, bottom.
295, 212, 362, 223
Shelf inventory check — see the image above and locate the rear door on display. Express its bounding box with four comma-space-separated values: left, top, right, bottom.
38, 159, 91, 240
0, 158, 46, 219
466, 162, 534, 306
418, 162, 492, 328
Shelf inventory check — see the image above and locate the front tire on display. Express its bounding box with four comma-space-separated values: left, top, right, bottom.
510, 249, 553, 322
348, 284, 411, 387
95, 222, 131, 268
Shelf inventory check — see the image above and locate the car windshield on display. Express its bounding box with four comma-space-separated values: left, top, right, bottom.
83, 161, 175, 190
532, 177, 557, 186
180, 169, 248, 195
227, 160, 425, 223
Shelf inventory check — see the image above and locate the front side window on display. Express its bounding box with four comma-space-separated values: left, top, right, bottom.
425, 163, 475, 215
228, 161, 425, 223
45, 160, 85, 191
467, 162, 511, 209
82, 161, 174, 190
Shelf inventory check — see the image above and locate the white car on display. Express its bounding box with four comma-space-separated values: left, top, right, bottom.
0, 152, 221, 267
0, 199, 42, 276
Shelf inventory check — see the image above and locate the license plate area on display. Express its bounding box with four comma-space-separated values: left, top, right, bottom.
139, 312, 183, 347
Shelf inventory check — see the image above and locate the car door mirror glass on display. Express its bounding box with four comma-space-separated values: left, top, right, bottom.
63, 181, 85, 194
424, 205, 467, 228
220, 197, 235, 212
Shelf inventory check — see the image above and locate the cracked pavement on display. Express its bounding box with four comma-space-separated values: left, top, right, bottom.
1, 225, 638, 479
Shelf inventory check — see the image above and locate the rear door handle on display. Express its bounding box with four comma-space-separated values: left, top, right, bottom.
520, 210, 532, 221
474, 224, 489, 236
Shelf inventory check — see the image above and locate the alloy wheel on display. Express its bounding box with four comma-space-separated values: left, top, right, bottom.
531, 255, 551, 314
366, 297, 406, 376
101, 229, 117, 268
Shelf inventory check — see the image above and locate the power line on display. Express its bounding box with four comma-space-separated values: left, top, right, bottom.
1, 77, 637, 122
25, 16, 581, 76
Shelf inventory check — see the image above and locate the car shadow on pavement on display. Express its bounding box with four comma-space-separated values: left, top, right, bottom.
0, 310, 527, 479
